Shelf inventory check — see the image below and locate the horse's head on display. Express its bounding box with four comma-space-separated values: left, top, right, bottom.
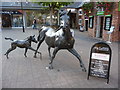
62, 26, 73, 39
29, 35, 37, 43
60, 10, 71, 28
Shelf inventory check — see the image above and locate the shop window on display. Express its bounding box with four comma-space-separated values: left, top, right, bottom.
79, 9, 83, 15
104, 15, 112, 31
79, 19, 82, 25
89, 16, 94, 29
12, 15, 23, 27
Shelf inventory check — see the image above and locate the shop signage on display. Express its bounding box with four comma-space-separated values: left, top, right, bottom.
87, 42, 112, 84
0, 11, 22, 14
104, 15, 112, 31
89, 16, 94, 29
97, 11, 104, 16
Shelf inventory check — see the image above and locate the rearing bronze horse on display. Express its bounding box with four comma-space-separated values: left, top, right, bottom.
34, 10, 86, 72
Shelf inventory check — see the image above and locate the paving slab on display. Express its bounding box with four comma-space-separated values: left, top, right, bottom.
1, 28, 118, 88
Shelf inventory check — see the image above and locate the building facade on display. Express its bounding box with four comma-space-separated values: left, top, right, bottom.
0, 2, 47, 28
87, 2, 120, 42
63, 2, 84, 30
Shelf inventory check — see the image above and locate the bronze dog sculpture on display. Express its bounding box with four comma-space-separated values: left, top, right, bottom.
4, 35, 41, 59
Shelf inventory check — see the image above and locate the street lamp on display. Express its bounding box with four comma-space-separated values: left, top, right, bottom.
20, 1, 25, 32
17, 0, 25, 32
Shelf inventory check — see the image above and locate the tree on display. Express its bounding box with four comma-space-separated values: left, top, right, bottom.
82, 2, 94, 16
33, 2, 72, 25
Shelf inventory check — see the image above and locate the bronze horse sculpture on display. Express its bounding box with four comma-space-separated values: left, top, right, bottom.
34, 10, 86, 72
4, 35, 41, 59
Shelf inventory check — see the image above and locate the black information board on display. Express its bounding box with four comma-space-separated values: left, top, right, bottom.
87, 42, 112, 84
104, 15, 112, 31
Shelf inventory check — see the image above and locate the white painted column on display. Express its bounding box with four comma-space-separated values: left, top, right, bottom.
96, 16, 100, 38
23, 11, 27, 28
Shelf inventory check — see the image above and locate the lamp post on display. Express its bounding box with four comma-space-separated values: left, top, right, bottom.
20, 1, 25, 32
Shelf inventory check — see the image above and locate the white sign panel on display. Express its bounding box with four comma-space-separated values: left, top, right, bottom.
92, 53, 110, 61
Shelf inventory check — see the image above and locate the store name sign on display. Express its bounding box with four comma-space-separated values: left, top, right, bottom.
97, 11, 104, 16
94, 47, 109, 52
0, 11, 21, 14
92, 53, 110, 61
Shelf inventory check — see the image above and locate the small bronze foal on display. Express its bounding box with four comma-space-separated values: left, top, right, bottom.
4, 35, 41, 59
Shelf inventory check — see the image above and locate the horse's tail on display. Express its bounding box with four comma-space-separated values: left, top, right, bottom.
37, 26, 49, 41
37, 30, 46, 41
5, 37, 14, 41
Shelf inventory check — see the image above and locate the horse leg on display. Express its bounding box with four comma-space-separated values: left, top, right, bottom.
4, 45, 16, 59
24, 48, 28, 57
28, 47, 42, 60
67, 48, 86, 72
34, 42, 41, 58
49, 47, 59, 69
48, 47, 51, 59
34, 32, 45, 58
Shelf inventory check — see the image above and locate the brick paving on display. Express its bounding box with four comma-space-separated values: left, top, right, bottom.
1, 28, 118, 88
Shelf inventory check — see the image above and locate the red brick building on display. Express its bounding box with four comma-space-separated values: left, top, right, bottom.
64, 2, 85, 30
87, 2, 120, 42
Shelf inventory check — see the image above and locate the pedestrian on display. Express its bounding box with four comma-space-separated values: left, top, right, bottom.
32, 18, 37, 29
14, 18, 17, 27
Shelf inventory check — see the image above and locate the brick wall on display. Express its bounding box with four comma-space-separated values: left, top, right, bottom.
88, 15, 97, 37
110, 2, 119, 42
88, 3, 97, 38
101, 2, 119, 42
88, 2, 120, 42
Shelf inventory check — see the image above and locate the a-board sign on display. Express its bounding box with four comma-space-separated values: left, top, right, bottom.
87, 42, 112, 84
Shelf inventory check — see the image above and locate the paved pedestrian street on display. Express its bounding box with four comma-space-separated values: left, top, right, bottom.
1, 28, 118, 88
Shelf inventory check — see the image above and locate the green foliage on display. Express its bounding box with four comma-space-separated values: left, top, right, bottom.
82, 2, 94, 13
36, 2, 72, 10
33, 2, 72, 25
96, 2, 114, 14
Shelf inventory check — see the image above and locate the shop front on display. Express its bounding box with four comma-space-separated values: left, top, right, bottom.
1, 10, 23, 28
88, 2, 120, 42
96, 11, 105, 38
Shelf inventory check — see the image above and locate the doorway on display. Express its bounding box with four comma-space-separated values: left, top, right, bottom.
85, 20, 88, 31
96, 16, 104, 38
70, 13, 76, 29
2, 14, 12, 27
99, 17, 104, 38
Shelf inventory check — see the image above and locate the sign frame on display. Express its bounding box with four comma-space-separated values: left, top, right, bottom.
87, 42, 112, 84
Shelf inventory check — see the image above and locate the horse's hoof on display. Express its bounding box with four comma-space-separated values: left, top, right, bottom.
34, 55, 37, 58
24, 55, 27, 57
49, 65, 53, 70
82, 68, 87, 72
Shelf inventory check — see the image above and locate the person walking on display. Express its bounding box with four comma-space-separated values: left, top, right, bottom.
32, 18, 37, 29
